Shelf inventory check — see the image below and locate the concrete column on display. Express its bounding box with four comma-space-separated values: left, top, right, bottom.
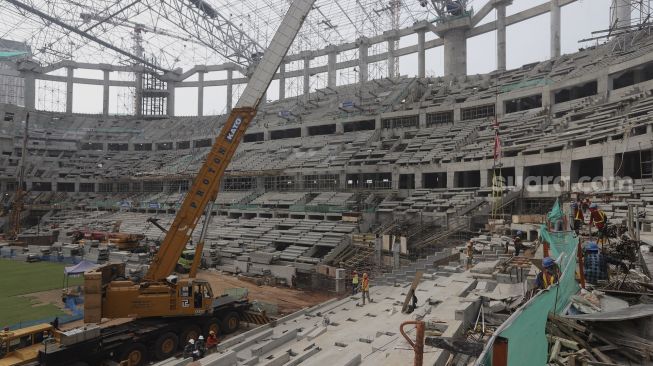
336, 123, 344, 134
496, 3, 507, 71
303, 57, 311, 96
542, 85, 552, 109
560, 159, 572, 190
480, 169, 489, 188
514, 161, 525, 188
226, 68, 233, 113
339, 171, 347, 190
496, 98, 505, 116
23, 72, 35, 109
134, 72, 143, 117
414, 171, 423, 189
453, 107, 461, 122
611, 0, 632, 29
102, 70, 110, 116
603, 154, 615, 178
327, 47, 337, 88
278, 63, 286, 100
417, 30, 426, 79
550, 0, 561, 59
375, 115, 382, 130
597, 73, 610, 98
167, 81, 175, 116
391, 171, 399, 190
446, 171, 455, 188
197, 71, 204, 116
358, 38, 369, 84
444, 28, 467, 77
418, 112, 426, 129
66, 67, 74, 114
387, 36, 398, 78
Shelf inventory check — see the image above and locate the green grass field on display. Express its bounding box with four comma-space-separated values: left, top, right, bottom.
0, 259, 83, 326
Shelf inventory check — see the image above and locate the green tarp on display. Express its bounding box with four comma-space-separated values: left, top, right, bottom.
0, 51, 27, 58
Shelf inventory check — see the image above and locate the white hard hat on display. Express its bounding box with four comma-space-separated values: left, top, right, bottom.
188, 339, 195, 344
198, 335, 204, 340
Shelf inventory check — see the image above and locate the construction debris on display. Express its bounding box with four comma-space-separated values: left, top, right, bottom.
546, 310, 653, 365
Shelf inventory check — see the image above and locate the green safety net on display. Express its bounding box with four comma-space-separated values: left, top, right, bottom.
546, 199, 564, 226
478, 203, 580, 366
0, 51, 27, 58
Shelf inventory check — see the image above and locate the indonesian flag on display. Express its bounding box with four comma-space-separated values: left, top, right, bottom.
493, 132, 502, 162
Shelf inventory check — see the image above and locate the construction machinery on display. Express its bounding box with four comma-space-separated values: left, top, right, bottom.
2, 113, 29, 242
34, 1, 315, 365
0, 323, 53, 366
83, 0, 314, 322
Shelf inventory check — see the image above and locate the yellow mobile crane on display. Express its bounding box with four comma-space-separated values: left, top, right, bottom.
34, 1, 315, 365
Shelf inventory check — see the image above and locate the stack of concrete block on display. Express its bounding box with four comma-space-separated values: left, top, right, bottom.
83, 246, 108, 262
250, 251, 278, 264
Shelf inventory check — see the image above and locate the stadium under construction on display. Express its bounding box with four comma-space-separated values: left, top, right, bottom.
0, 0, 653, 365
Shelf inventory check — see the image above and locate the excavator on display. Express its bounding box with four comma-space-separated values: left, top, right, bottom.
82, 0, 316, 332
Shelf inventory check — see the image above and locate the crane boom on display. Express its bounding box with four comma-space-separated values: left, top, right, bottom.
144, 0, 314, 281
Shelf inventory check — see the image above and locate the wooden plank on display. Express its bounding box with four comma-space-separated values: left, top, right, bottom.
401, 271, 423, 313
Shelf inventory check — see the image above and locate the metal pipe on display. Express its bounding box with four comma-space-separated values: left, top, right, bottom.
399, 320, 425, 366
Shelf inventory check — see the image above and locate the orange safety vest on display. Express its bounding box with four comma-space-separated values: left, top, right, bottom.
361, 277, 369, 291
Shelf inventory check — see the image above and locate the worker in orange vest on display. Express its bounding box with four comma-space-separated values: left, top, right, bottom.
360, 273, 372, 305
588, 203, 608, 244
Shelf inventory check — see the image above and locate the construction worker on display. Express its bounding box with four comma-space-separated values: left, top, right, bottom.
182, 338, 195, 359
571, 202, 584, 234
588, 203, 609, 244
360, 272, 372, 305
196, 335, 206, 358
513, 231, 524, 256
351, 271, 359, 295
583, 242, 627, 285
465, 241, 474, 269
535, 257, 561, 290
206, 330, 219, 353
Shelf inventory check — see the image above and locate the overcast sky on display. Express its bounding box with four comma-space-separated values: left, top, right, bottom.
61, 0, 613, 116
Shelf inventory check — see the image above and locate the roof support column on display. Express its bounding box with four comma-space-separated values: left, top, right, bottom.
197, 71, 204, 117
358, 37, 369, 84
134, 71, 143, 117
496, 1, 511, 71
550, 0, 561, 58
66, 66, 74, 114
302, 54, 311, 96
417, 29, 426, 78
278, 63, 286, 100
23, 71, 35, 110
226, 68, 233, 113
167, 80, 175, 116
327, 46, 337, 88
102, 69, 110, 116
385, 31, 400, 78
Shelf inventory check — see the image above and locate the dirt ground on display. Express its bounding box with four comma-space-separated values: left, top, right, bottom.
197, 270, 335, 315
19, 288, 66, 311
